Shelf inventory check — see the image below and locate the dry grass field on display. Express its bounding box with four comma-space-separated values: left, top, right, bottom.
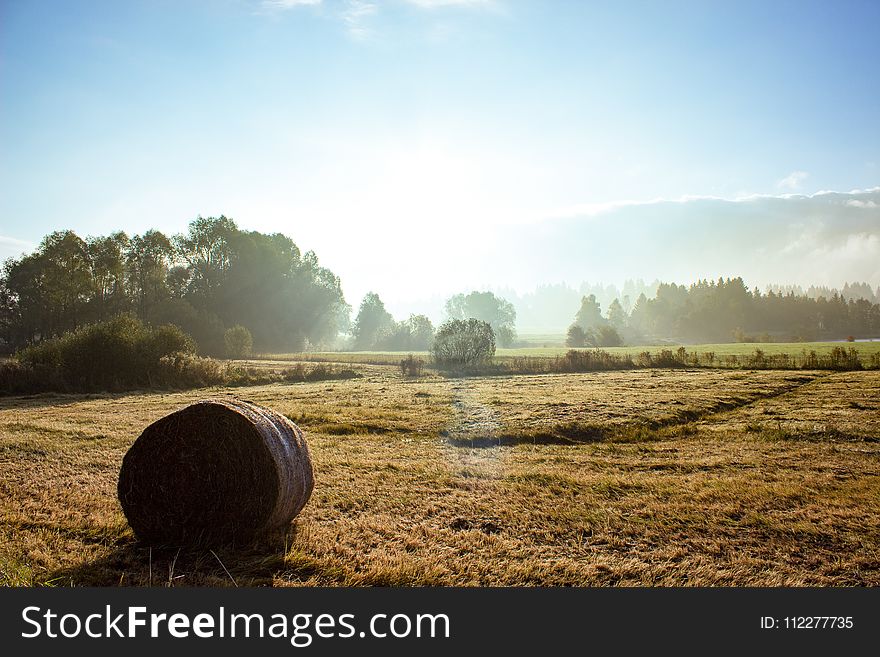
1, 363, 878, 587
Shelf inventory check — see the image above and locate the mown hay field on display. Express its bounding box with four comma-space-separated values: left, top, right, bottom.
1, 363, 878, 586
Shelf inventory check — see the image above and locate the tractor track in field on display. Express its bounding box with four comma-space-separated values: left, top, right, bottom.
642, 373, 825, 430
441, 371, 830, 447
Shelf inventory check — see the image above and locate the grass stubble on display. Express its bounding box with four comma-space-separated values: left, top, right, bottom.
0, 363, 877, 587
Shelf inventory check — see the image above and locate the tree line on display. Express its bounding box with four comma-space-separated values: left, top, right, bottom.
0, 217, 348, 354
349, 290, 517, 351
3, 219, 879, 356
568, 277, 880, 346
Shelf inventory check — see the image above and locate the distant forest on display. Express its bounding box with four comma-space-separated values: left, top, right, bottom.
570, 278, 880, 346
2, 218, 879, 354
505, 279, 880, 333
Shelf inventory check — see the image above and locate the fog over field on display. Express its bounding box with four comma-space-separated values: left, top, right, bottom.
504, 188, 880, 290
375, 187, 880, 326
3, 187, 878, 322
3, 188, 878, 334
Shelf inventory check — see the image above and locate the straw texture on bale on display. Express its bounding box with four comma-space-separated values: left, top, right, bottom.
118, 399, 314, 545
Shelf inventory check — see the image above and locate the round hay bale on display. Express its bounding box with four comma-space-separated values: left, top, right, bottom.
118, 398, 314, 545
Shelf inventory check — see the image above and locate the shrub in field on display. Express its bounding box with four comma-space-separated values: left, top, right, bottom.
557, 348, 631, 372
800, 350, 819, 369
16, 314, 196, 391
399, 354, 425, 377
280, 363, 359, 383
566, 324, 587, 348
432, 319, 495, 368
827, 346, 861, 370
747, 349, 768, 369
7, 315, 196, 391
653, 349, 679, 368
156, 352, 228, 388
1, 316, 367, 394
144, 324, 198, 365
467, 349, 635, 376
224, 324, 253, 358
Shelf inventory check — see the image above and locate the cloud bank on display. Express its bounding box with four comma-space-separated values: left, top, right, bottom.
490, 187, 880, 294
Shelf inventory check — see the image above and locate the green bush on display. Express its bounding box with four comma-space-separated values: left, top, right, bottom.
1, 317, 365, 395
566, 324, 587, 348
14, 314, 196, 392
432, 319, 495, 369
224, 324, 253, 358
155, 352, 228, 388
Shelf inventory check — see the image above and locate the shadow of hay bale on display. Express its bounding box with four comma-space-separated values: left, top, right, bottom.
118, 398, 314, 547
44, 531, 302, 587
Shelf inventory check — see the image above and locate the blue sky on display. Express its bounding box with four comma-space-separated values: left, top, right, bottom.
1, 0, 879, 310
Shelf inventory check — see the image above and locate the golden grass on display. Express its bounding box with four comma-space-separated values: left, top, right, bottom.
1, 367, 878, 586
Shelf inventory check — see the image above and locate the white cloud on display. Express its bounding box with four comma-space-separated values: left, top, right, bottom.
776, 170, 809, 190
495, 186, 880, 294
545, 187, 879, 222
780, 222, 826, 255
340, 0, 378, 39
846, 199, 878, 209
